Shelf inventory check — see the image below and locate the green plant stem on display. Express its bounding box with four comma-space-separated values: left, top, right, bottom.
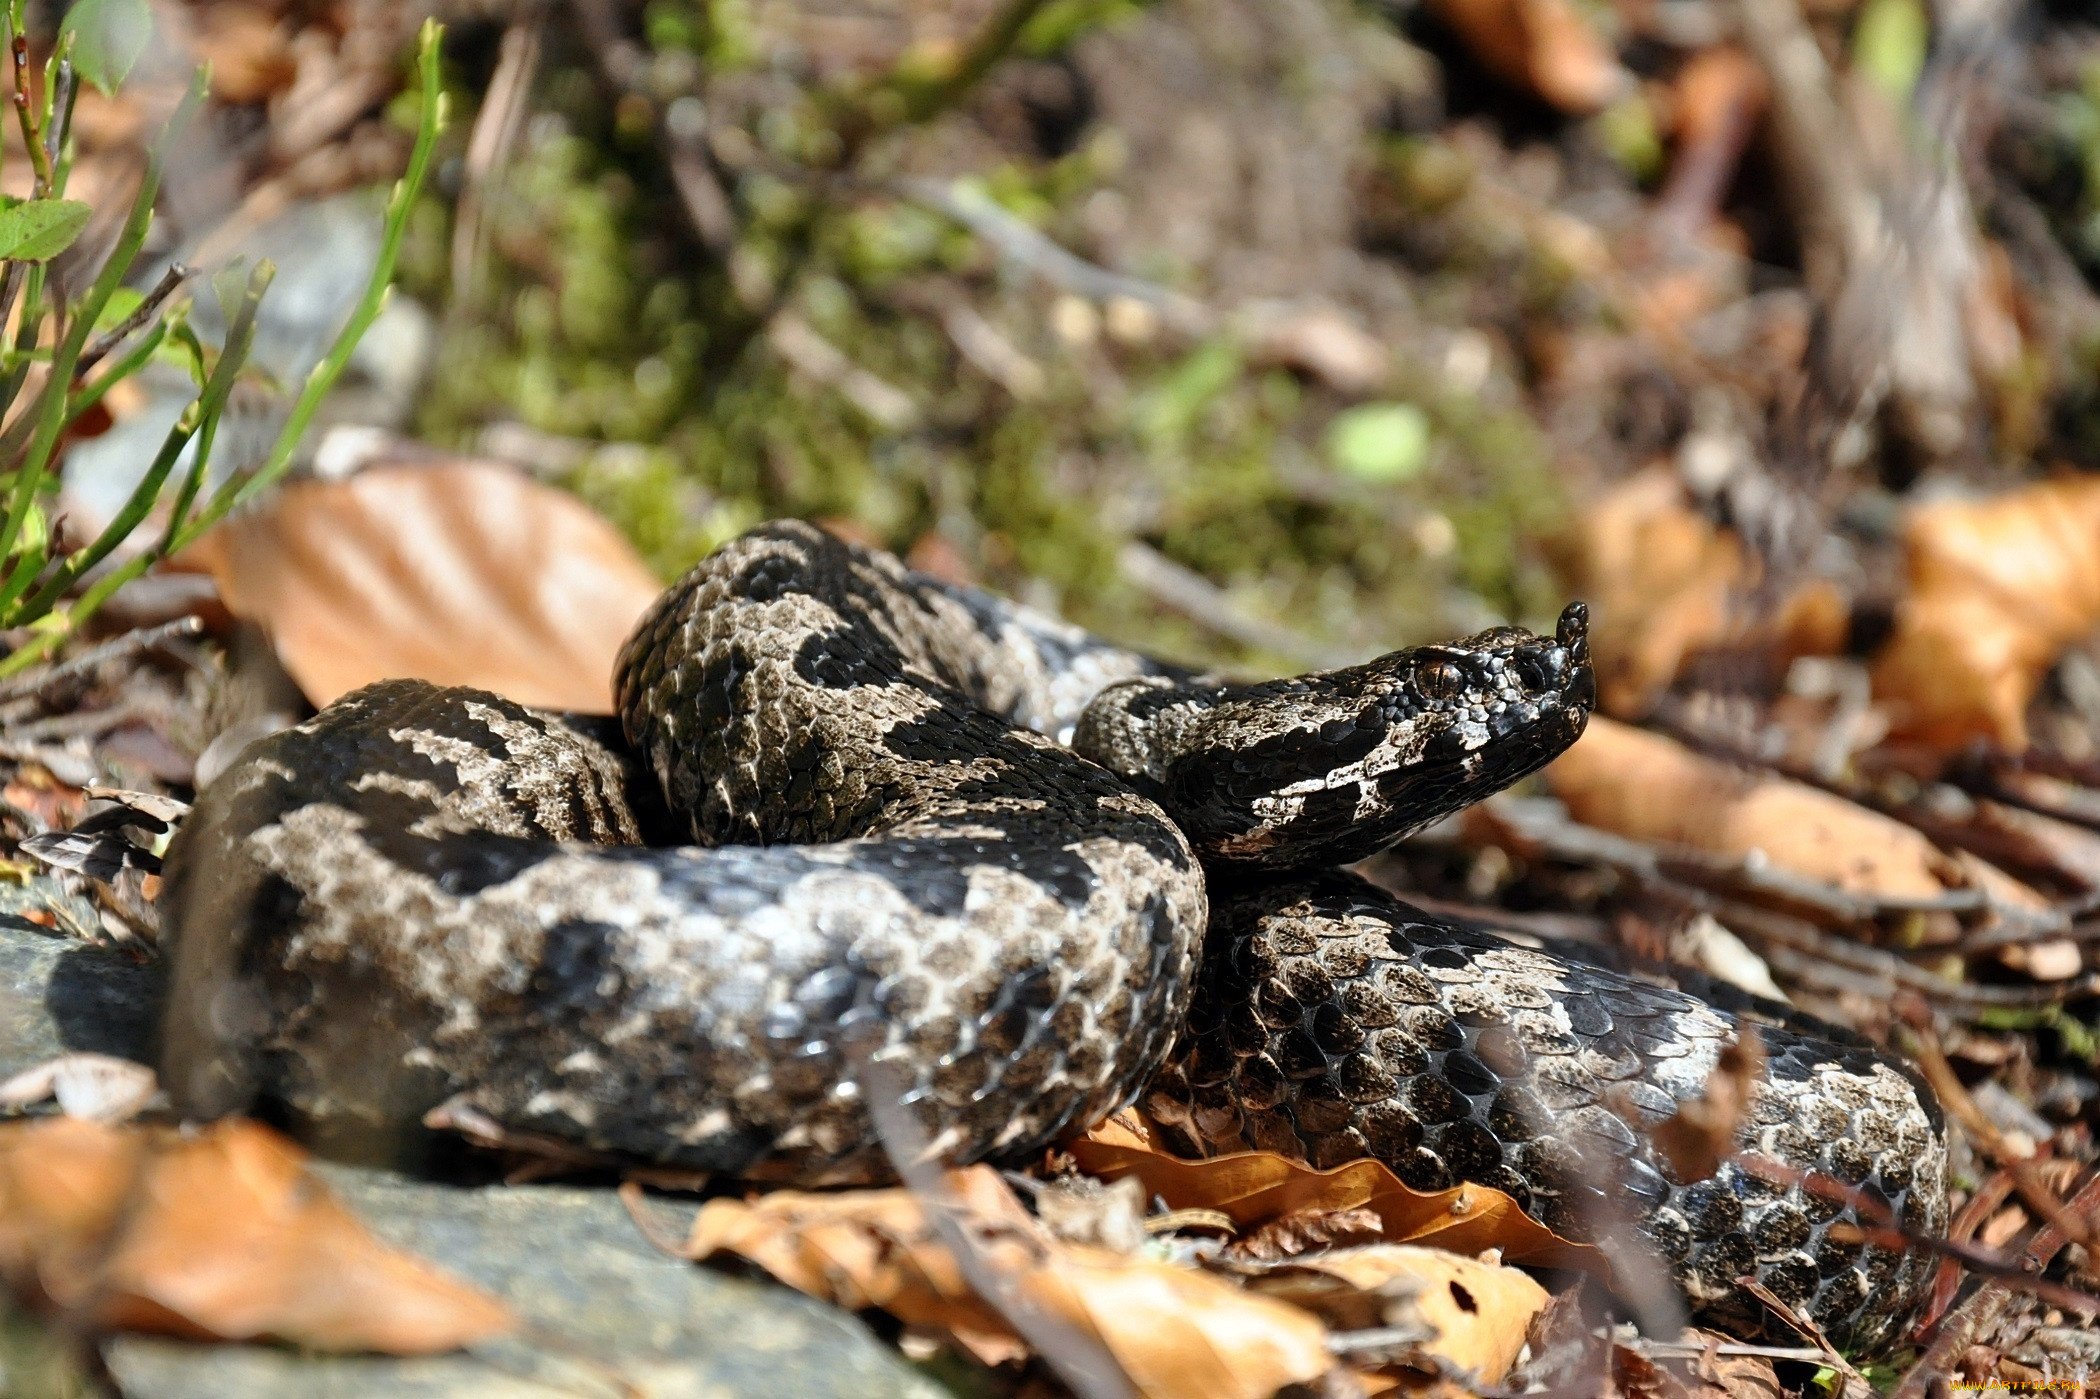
0, 262, 48, 408
0, 73, 204, 604
78, 261, 187, 375
0, 24, 448, 677
16, 267, 268, 620
9, 27, 50, 196
167, 20, 447, 552
885, 0, 1057, 128
67, 320, 167, 422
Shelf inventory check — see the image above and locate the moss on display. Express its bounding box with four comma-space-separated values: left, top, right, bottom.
412, 5, 1576, 677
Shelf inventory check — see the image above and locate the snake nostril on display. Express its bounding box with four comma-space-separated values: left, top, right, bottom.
1512, 651, 1557, 694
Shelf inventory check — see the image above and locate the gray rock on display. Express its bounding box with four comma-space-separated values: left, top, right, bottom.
105, 1170, 945, 1398
0, 921, 940, 1398
0, 893, 159, 1074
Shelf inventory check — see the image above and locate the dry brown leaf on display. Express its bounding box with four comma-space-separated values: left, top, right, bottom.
1071, 1111, 1606, 1275
186, 5, 300, 104
1642, 1029, 1764, 1185
1554, 470, 1847, 718
1248, 1244, 1547, 1384
1872, 477, 2100, 751
1222, 1206, 1389, 1263
1426, 0, 1629, 114
1547, 716, 2048, 908
185, 458, 663, 714
0, 1117, 512, 1352
675, 1164, 1336, 1397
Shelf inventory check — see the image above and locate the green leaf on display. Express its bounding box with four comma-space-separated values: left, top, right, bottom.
92, 287, 144, 331
212, 258, 254, 321
1595, 93, 1663, 185
0, 199, 91, 262
1852, 0, 1928, 103
1133, 339, 1242, 450
60, 0, 153, 95
1325, 402, 1431, 483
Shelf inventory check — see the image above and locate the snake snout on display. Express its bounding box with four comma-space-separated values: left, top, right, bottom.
1490, 619, 1595, 715
1553, 602, 1597, 713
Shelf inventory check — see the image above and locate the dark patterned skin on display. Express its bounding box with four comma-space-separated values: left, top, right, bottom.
1073, 607, 1594, 868
155, 518, 1943, 1352
1147, 873, 1946, 1354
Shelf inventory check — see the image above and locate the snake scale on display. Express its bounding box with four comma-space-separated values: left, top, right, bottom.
156, 519, 1945, 1354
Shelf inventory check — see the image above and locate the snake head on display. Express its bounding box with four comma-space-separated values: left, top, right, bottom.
1076, 603, 1595, 869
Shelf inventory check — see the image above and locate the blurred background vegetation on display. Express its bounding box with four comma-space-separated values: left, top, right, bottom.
401, 0, 1658, 670
32, 0, 2100, 691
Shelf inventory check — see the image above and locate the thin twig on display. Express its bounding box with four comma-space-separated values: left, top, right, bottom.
1734, 1276, 1870, 1394
1925, 1168, 2020, 1333
1896, 998, 2096, 1250
1737, 1153, 2100, 1319
1482, 796, 2100, 1015
1724, 901, 2100, 1012
1657, 698, 2100, 912
448, 12, 544, 317
10, 28, 50, 196
0, 616, 202, 709
1892, 1167, 2100, 1399
39, 57, 70, 183
765, 314, 920, 432
891, 176, 1208, 329
77, 264, 189, 376
700, 0, 1061, 391
1118, 541, 1351, 671
854, 1047, 1137, 1399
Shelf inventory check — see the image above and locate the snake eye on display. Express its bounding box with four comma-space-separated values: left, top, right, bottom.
1417, 658, 1464, 701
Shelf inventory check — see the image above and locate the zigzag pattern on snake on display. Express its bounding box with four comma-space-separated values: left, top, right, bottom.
155, 519, 1945, 1354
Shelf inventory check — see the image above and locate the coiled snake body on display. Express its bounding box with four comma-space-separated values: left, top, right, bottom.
157, 521, 1944, 1353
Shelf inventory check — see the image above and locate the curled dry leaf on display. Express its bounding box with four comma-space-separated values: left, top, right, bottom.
1223, 1206, 1389, 1263
1872, 477, 2100, 751
1030, 1173, 1151, 1253
1424, 0, 1629, 115
1547, 716, 2048, 910
1640, 1028, 1764, 1185
671, 1164, 1336, 1398
184, 458, 663, 714
1070, 1111, 1606, 1275
0, 1117, 513, 1352
1554, 470, 1847, 718
19, 787, 186, 881
1246, 1244, 1547, 1384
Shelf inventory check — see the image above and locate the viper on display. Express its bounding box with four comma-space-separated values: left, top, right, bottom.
156, 519, 1945, 1354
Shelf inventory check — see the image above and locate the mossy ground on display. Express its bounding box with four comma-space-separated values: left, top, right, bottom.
397, 2, 1581, 675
